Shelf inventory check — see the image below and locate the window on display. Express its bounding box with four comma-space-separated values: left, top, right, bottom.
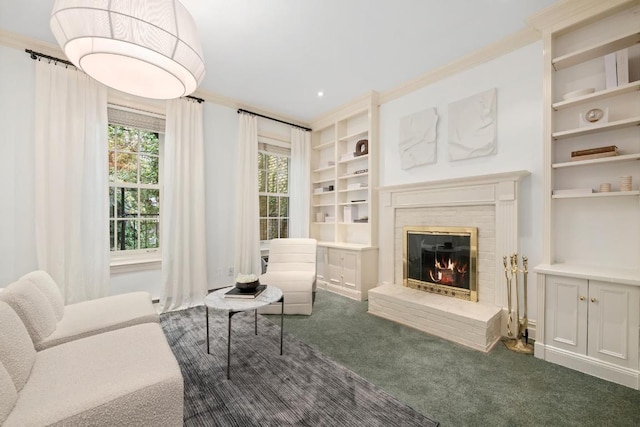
258, 151, 289, 241
108, 124, 161, 253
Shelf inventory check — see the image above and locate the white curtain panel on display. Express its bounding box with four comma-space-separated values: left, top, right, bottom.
160, 98, 208, 312
234, 114, 262, 276
289, 128, 311, 238
34, 60, 109, 304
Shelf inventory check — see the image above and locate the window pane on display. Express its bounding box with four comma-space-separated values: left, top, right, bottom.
268, 197, 278, 217
140, 220, 159, 249
260, 219, 267, 240
140, 189, 160, 216
108, 151, 116, 182
116, 153, 138, 183
109, 187, 115, 219
140, 155, 158, 184
116, 188, 138, 218
258, 170, 266, 192
109, 220, 115, 251
116, 220, 138, 250
280, 197, 289, 217
114, 126, 140, 152
258, 152, 265, 170
280, 219, 288, 238
267, 166, 277, 193
139, 132, 159, 155
267, 219, 278, 240
277, 171, 288, 193
259, 196, 267, 217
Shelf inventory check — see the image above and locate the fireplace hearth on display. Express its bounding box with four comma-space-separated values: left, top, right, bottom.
403, 226, 478, 301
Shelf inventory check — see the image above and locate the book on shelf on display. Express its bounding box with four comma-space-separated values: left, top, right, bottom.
552, 188, 595, 196
224, 285, 266, 299
571, 145, 617, 157
570, 151, 618, 161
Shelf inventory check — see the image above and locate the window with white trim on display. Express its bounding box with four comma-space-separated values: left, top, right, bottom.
108, 107, 164, 258
258, 147, 289, 241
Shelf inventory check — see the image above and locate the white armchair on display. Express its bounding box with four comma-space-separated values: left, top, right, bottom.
258, 238, 317, 315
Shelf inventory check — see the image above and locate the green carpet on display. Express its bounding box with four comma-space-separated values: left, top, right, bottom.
266, 289, 640, 427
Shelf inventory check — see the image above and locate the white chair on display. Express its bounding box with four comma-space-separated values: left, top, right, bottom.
258, 238, 317, 315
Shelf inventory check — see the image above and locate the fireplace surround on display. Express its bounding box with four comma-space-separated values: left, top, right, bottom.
369, 170, 529, 352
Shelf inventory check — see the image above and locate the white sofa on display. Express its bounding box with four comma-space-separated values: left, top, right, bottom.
258, 238, 317, 315
0, 272, 183, 426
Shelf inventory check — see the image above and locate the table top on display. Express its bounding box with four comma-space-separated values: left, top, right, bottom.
204, 285, 283, 312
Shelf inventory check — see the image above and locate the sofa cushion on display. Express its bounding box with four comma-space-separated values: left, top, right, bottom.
35, 291, 159, 351
0, 301, 36, 391
0, 280, 57, 344
20, 271, 65, 321
0, 361, 18, 424
3, 323, 184, 427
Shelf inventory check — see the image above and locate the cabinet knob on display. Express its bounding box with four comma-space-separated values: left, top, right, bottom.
591, 297, 597, 303
579, 296, 585, 301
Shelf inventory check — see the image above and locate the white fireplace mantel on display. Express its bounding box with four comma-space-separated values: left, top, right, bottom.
371, 170, 530, 351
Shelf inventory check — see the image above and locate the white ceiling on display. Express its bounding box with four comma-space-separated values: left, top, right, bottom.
0, 0, 558, 122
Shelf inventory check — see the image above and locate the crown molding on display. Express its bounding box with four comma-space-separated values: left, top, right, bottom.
0, 28, 64, 58
378, 27, 541, 105
527, 0, 639, 34
310, 90, 379, 130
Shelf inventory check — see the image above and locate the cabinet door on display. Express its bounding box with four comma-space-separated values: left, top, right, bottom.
341, 251, 358, 289
587, 281, 639, 369
545, 276, 588, 355
327, 249, 343, 286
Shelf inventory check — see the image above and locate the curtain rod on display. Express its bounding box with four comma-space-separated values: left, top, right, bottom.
25, 49, 204, 104
237, 108, 312, 132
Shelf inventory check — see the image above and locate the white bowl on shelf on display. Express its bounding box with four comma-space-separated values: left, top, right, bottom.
562, 88, 595, 100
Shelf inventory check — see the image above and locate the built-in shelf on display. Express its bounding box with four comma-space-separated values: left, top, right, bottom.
312, 203, 334, 207
338, 154, 369, 164
552, 153, 640, 168
339, 172, 369, 180
552, 116, 640, 140
552, 190, 639, 199
552, 31, 640, 71
338, 201, 368, 206
535, 263, 640, 287
338, 187, 368, 193
312, 190, 335, 196
312, 140, 335, 150
553, 81, 640, 110
312, 165, 335, 173
338, 130, 368, 142
338, 222, 369, 225
311, 178, 334, 184
313, 222, 335, 225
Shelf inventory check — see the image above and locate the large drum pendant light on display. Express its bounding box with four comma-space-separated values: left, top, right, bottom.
50, 0, 206, 100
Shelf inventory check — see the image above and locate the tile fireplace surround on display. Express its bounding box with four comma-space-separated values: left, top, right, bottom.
369, 170, 529, 352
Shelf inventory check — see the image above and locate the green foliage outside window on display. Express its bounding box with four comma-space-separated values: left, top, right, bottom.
258, 152, 289, 241
108, 125, 161, 252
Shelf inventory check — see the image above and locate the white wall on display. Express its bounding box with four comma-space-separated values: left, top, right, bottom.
0, 44, 241, 299
379, 41, 544, 320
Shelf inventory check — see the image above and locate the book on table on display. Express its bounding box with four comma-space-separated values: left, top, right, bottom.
224, 285, 266, 299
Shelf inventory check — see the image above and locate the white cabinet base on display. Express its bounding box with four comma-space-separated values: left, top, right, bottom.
536, 344, 640, 390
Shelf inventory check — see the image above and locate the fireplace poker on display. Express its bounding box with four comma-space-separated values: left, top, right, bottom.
522, 256, 529, 345
503, 256, 513, 338
510, 253, 521, 339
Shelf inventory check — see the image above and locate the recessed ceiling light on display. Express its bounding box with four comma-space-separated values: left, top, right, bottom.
317, 91, 324, 97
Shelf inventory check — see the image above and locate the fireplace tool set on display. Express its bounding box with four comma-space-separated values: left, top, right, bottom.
502, 253, 533, 354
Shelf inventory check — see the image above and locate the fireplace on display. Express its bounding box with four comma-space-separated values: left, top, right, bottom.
403, 226, 478, 301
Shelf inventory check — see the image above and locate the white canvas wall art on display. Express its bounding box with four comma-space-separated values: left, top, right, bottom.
398, 107, 438, 170
448, 88, 496, 161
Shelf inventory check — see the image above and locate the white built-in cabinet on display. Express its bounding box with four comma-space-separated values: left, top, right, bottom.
532, 2, 640, 389
310, 93, 379, 300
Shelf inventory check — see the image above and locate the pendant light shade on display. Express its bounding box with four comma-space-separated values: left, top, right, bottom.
50, 0, 206, 99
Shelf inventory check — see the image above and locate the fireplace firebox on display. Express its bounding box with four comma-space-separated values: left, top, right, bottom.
403, 226, 478, 301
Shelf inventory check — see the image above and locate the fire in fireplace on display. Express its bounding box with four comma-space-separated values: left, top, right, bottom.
403, 226, 478, 301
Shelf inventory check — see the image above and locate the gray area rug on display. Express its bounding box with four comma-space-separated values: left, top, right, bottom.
160, 306, 438, 426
